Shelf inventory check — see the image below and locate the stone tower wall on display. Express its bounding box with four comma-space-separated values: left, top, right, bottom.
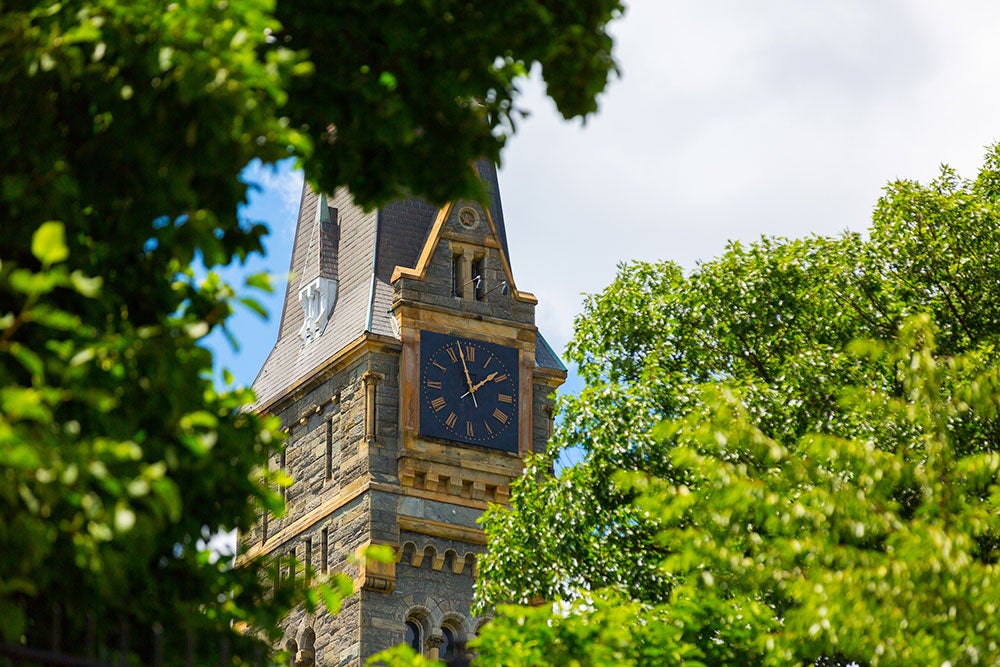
243, 191, 564, 666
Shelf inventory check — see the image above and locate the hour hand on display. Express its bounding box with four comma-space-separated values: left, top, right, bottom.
466, 372, 498, 396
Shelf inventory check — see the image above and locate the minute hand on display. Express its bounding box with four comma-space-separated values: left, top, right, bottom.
462, 372, 498, 398
457, 344, 478, 407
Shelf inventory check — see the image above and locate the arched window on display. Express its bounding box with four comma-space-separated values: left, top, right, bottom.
405, 619, 422, 653
440, 625, 456, 661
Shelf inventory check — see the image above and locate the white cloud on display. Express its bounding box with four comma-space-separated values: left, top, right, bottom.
236, 1, 1000, 385
499, 0, 1000, 356
241, 159, 304, 236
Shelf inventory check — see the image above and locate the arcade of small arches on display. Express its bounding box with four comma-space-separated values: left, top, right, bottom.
278, 608, 487, 664
397, 540, 479, 576
404, 606, 487, 662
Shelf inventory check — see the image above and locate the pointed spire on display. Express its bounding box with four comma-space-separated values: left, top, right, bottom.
298, 194, 339, 345
252, 161, 518, 409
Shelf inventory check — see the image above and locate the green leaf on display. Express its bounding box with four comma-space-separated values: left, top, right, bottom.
246, 272, 273, 292
31, 221, 69, 266
319, 576, 354, 616
239, 296, 268, 319
364, 544, 395, 564
8, 342, 44, 380
69, 270, 103, 297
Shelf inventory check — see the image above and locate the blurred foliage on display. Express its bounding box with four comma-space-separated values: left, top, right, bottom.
478, 146, 1000, 664
0, 0, 622, 662
366, 643, 441, 667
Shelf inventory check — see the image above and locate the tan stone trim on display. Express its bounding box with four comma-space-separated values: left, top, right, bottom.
398, 516, 487, 546
254, 333, 401, 415
518, 347, 532, 455
399, 443, 524, 478
389, 200, 538, 305
237, 477, 400, 563
361, 370, 382, 444
398, 462, 511, 509
480, 205, 538, 305
391, 203, 452, 283
397, 486, 492, 511
534, 365, 569, 384
442, 229, 502, 248
393, 300, 537, 342
357, 540, 397, 594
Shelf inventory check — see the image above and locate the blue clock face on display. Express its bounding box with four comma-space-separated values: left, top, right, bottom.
419, 330, 519, 452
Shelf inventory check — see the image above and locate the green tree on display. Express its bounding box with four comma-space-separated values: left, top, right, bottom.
0, 0, 622, 662
477, 146, 1000, 664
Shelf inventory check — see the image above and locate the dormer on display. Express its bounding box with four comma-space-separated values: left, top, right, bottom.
298, 194, 339, 346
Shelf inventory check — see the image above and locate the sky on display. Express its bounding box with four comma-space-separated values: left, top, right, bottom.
215, 0, 1000, 401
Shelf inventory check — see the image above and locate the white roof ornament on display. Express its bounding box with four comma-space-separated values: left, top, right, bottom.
298, 192, 339, 346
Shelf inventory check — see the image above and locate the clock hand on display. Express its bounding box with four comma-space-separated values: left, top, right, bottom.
461, 372, 498, 398
457, 343, 478, 407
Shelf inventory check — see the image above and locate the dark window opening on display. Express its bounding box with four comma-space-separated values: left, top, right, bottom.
452, 253, 462, 297
325, 419, 333, 481
321, 527, 329, 573
440, 626, 456, 660
405, 620, 422, 653
471, 257, 485, 300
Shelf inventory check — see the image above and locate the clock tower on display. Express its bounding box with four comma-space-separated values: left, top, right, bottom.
239, 161, 565, 665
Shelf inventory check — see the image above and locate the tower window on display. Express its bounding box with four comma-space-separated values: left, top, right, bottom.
452, 253, 462, 298
471, 256, 485, 300
321, 527, 329, 574
280, 450, 288, 503
325, 418, 333, 481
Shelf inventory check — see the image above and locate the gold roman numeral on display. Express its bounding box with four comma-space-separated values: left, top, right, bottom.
492, 408, 508, 424
427, 380, 442, 389
465, 345, 475, 362
483, 421, 493, 435
432, 361, 446, 371
445, 347, 458, 363
445, 412, 457, 428
498, 393, 512, 403
484, 354, 493, 368
466, 421, 474, 438
493, 374, 508, 383
430, 397, 446, 412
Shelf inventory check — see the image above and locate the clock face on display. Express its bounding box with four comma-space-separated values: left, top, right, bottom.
419, 330, 519, 452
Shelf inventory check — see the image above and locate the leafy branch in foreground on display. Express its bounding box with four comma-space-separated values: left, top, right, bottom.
478, 145, 1000, 665
478, 317, 1000, 665
3, 0, 623, 660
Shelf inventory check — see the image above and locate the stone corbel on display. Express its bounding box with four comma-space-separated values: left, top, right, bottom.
357, 541, 396, 594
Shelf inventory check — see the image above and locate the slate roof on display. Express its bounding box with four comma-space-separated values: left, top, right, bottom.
250, 161, 564, 410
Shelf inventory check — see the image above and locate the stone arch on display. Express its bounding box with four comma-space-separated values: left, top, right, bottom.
295, 625, 316, 666
462, 552, 477, 577
398, 540, 418, 564
405, 605, 433, 656
438, 612, 467, 662
422, 544, 439, 570
283, 638, 298, 667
